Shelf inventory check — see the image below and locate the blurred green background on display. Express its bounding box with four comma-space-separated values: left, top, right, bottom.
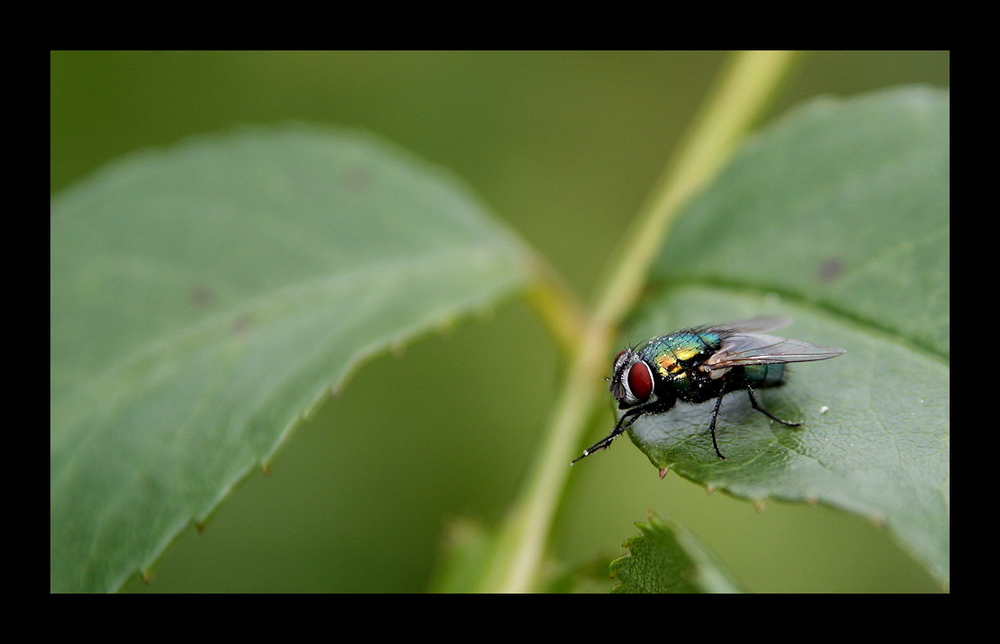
51, 51, 948, 592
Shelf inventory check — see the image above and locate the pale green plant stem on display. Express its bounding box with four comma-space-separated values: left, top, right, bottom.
479, 51, 800, 593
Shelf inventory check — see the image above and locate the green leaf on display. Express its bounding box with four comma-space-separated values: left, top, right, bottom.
617, 87, 948, 586
50, 125, 532, 592
610, 512, 745, 593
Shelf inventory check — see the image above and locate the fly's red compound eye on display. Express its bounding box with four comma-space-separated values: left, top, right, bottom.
627, 361, 654, 402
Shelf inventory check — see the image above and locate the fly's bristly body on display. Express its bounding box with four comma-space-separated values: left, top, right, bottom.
571, 316, 845, 464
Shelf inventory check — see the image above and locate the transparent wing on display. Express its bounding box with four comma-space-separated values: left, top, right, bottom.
707, 316, 792, 335
704, 332, 846, 370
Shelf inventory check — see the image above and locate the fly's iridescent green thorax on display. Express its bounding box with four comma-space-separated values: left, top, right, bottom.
572, 316, 845, 464
641, 330, 720, 397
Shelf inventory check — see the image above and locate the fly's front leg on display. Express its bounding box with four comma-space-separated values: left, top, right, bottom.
571, 407, 645, 464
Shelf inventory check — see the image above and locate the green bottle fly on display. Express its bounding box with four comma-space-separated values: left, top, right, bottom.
572, 316, 845, 462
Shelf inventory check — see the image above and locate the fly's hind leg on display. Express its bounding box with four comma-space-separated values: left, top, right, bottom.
709, 382, 800, 461
745, 384, 801, 427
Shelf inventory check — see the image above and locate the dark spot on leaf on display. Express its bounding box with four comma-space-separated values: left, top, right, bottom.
342, 167, 371, 193
817, 257, 843, 283
189, 286, 213, 308
232, 315, 254, 336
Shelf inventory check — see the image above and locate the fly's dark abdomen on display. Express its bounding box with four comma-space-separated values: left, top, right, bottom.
741, 363, 787, 388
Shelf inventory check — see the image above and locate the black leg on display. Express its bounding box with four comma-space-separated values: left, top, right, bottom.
746, 385, 800, 427
571, 407, 644, 464
708, 391, 727, 460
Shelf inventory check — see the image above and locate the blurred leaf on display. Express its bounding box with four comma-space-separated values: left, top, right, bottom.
426, 519, 496, 593
614, 87, 948, 586
50, 125, 532, 592
610, 512, 745, 593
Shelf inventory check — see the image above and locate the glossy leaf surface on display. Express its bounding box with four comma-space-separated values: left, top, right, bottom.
50, 126, 531, 592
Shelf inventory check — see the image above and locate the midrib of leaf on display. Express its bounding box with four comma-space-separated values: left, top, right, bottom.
53, 247, 508, 416
658, 271, 950, 369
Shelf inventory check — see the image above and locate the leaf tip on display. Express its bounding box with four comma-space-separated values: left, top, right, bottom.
658, 467, 669, 479
752, 499, 767, 513
705, 483, 716, 495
